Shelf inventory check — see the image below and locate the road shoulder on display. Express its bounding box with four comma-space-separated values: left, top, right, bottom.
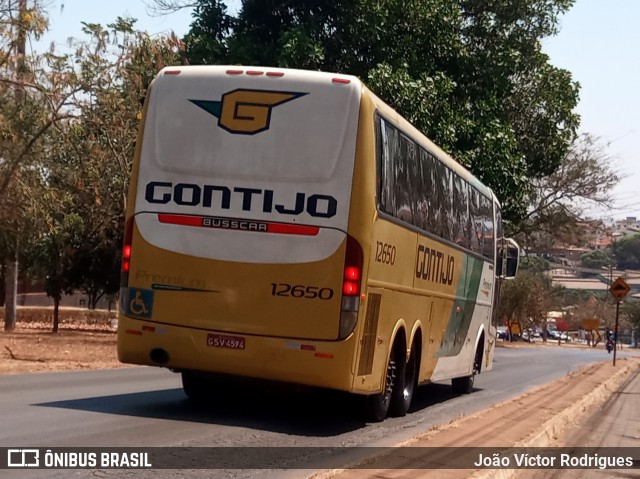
309, 357, 640, 479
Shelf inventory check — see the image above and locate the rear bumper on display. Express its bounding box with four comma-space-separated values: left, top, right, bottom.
117, 315, 359, 392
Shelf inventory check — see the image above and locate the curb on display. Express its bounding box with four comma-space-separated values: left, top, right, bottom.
471, 359, 638, 479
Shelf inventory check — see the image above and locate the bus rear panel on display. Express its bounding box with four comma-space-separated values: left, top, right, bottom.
118, 66, 366, 391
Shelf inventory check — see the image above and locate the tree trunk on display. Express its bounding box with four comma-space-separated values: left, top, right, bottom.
4, 256, 18, 331
0, 261, 6, 308
53, 296, 60, 333
4, 0, 27, 332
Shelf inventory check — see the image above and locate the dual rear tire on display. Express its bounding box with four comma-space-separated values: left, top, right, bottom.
365, 342, 418, 422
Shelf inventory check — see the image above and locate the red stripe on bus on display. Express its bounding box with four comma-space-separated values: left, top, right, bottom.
266, 223, 319, 236
158, 214, 202, 227
157, 214, 320, 236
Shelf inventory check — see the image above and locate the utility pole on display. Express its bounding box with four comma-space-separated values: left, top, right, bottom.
4, 0, 27, 332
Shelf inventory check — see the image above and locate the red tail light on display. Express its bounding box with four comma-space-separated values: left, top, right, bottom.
342, 236, 363, 296
342, 281, 359, 296
122, 245, 132, 272
121, 217, 134, 286
339, 236, 363, 339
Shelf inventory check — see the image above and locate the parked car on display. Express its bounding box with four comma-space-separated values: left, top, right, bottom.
546, 329, 570, 341
497, 327, 509, 339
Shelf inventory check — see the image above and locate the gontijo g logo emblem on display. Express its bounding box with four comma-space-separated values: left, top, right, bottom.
189, 89, 307, 135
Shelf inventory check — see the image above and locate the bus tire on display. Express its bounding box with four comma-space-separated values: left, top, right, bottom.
451, 342, 482, 394
181, 371, 210, 401
389, 342, 418, 417
451, 374, 474, 394
364, 352, 396, 422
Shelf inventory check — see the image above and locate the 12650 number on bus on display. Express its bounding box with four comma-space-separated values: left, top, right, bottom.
271, 283, 334, 300
375, 241, 396, 265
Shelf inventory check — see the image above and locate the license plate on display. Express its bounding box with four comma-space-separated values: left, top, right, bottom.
207, 334, 245, 350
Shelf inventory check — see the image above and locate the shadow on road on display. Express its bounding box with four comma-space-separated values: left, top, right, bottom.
36, 378, 471, 437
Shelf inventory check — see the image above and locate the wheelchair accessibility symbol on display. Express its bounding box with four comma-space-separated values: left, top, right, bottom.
126, 288, 154, 318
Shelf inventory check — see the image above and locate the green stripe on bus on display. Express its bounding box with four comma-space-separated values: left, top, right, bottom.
437, 255, 484, 357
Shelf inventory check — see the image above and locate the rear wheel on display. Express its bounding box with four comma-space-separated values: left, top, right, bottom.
364, 352, 396, 422
389, 343, 418, 417
182, 371, 213, 401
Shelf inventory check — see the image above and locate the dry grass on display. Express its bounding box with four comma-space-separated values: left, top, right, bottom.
0, 307, 122, 374
0, 306, 117, 332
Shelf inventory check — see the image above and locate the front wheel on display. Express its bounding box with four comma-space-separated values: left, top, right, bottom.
452, 343, 481, 394
451, 374, 474, 394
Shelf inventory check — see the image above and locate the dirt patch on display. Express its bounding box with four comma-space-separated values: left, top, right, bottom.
0, 307, 124, 374
0, 330, 123, 374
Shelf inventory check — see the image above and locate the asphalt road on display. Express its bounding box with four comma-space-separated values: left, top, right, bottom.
0, 345, 624, 479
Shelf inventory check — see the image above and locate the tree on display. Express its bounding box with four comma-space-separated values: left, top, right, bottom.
28, 212, 79, 333
182, 0, 232, 65
623, 299, 640, 348
518, 255, 550, 273
181, 0, 581, 225
0, 0, 52, 330
0, 13, 185, 330
497, 271, 559, 340
513, 134, 618, 248
580, 250, 609, 271
613, 234, 640, 271
26, 18, 185, 318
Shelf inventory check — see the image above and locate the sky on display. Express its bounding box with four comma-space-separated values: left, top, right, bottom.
33, 0, 639, 221
542, 0, 640, 221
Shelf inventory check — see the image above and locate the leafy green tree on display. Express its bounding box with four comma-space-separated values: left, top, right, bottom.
182, 0, 232, 64
623, 299, 640, 348
181, 0, 581, 224
518, 255, 550, 273
580, 249, 610, 271
613, 234, 640, 270
28, 212, 80, 333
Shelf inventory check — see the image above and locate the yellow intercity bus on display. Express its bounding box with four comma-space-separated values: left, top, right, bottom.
118, 66, 519, 421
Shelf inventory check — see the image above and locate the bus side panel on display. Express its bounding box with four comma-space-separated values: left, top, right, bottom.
429, 260, 494, 381
353, 217, 468, 393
